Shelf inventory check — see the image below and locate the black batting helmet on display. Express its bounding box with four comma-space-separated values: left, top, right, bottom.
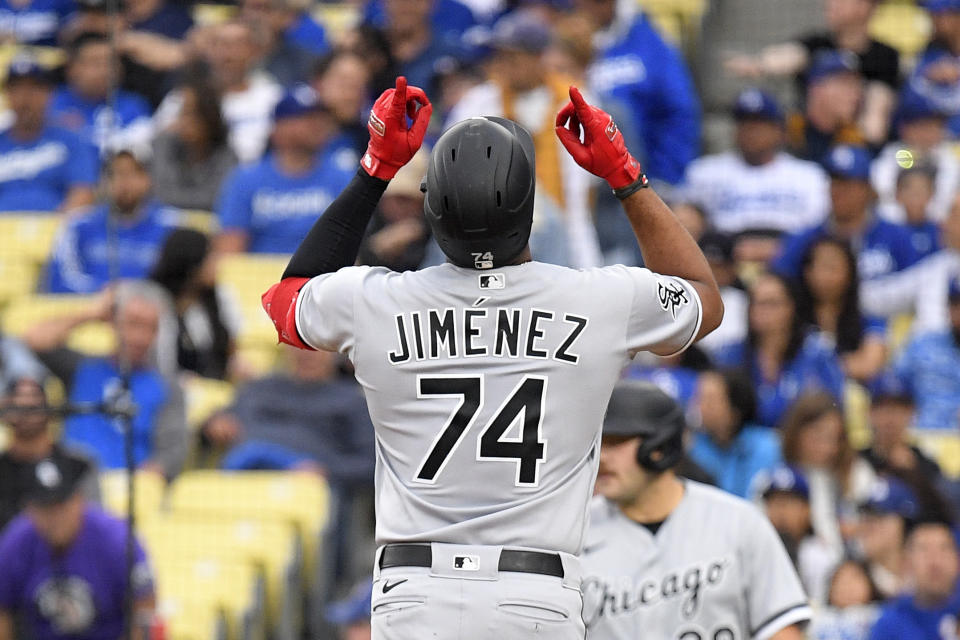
602, 381, 686, 473
422, 116, 535, 270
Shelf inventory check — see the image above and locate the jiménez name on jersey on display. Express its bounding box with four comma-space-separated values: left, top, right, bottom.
581, 557, 731, 626
388, 307, 589, 364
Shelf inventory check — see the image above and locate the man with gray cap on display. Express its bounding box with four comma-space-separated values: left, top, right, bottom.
582, 381, 810, 640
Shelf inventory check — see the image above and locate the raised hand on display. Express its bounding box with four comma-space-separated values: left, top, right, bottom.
362, 76, 433, 181
555, 86, 644, 192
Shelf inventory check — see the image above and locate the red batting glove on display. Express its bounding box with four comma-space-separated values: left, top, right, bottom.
361, 76, 433, 181
555, 86, 644, 190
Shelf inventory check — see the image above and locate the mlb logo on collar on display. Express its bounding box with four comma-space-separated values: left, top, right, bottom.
479, 274, 505, 290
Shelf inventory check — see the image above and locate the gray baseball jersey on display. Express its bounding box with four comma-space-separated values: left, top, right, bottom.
582, 482, 812, 640
295, 261, 702, 554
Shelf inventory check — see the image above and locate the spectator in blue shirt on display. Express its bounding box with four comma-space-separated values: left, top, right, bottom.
0, 0, 74, 46
239, 0, 322, 87
869, 518, 960, 640
0, 55, 97, 213
0, 455, 154, 640
373, 0, 467, 91
581, 0, 700, 185
796, 236, 888, 383
893, 165, 942, 260
216, 84, 357, 254
23, 282, 188, 479
48, 33, 153, 155
893, 275, 960, 430
45, 150, 179, 294
690, 369, 782, 498
204, 347, 374, 486
715, 272, 846, 427
773, 145, 919, 284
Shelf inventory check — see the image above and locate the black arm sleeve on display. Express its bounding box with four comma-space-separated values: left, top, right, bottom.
282, 169, 389, 279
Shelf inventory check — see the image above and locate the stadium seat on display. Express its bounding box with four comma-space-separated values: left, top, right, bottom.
191, 3, 237, 26
869, 1, 931, 60
844, 381, 871, 451
2, 295, 115, 355
179, 210, 218, 234
312, 3, 359, 39
162, 600, 228, 640
914, 429, 960, 479
217, 254, 289, 349
166, 471, 330, 586
235, 344, 281, 377
143, 515, 302, 640
152, 555, 265, 640
0, 214, 63, 304
183, 376, 235, 430
99, 469, 167, 522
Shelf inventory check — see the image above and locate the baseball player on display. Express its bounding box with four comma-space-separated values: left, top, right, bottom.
582, 382, 811, 640
262, 77, 723, 638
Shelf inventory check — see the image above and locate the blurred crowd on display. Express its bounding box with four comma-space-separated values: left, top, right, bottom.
1, 0, 960, 638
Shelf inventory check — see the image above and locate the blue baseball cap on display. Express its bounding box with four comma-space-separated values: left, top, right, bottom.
922, 0, 960, 13
273, 83, 328, 122
861, 477, 919, 520
733, 88, 784, 123
823, 145, 873, 181
896, 88, 947, 124
325, 580, 372, 626
489, 10, 552, 53
6, 53, 53, 86
757, 466, 810, 501
870, 370, 913, 405
808, 50, 860, 85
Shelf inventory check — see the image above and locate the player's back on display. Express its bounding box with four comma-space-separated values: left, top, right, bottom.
295, 260, 702, 554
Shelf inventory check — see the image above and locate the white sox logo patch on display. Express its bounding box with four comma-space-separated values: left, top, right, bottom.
658, 280, 689, 319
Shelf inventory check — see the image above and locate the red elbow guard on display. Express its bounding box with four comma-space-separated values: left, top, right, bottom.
261, 277, 314, 350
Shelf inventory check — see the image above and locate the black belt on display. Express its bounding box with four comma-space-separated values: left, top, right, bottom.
380, 544, 564, 578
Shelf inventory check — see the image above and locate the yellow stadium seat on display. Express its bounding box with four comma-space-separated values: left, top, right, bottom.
869, 2, 931, 60
153, 556, 266, 640
235, 344, 282, 377
0, 214, 62, 263
914, 429, 960, 479
191, 3, 237, 25
179, 210, 218, 235
312, 3, 360, 40
0, 214, 63, 304
217, 254, 289, 348
0, 260, 40, 306
0, 425, 8, 452
143, 515, 302, 639
183, 376, 235, 429
167, 471, 329, 585
99, 470, 167, 521
163, 601, 228, 640
844, 381, 872, 451
2, 295, 115, 356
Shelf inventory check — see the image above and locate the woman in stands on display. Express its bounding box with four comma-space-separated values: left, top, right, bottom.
780, 392, 876, 560
150, 227, 240, 380
714, 271, 846, 427
151, 69, 237, 212
796, 236, 887, 383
